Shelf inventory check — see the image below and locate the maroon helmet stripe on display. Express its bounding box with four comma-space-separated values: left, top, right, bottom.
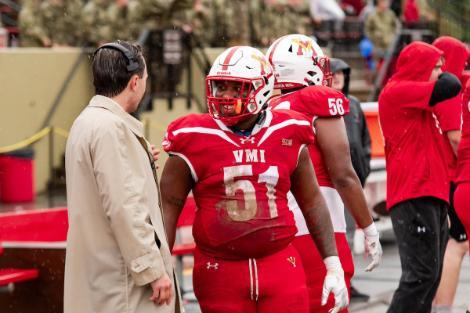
221, 46, 240, 71
268, 36, 284, 65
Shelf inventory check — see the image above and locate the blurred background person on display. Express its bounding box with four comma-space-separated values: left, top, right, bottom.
82, 0, 113, 47
39, 0, 83, 47
18, 0, 51, 47
309, 0, 345, 25
432, 36, 470, 313
107, 0, 136, 42
364, 0, 399, 60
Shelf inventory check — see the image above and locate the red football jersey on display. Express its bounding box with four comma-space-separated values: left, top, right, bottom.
457, 80, 470, 184
163, 110, 315, 259
269, 85, 350, 187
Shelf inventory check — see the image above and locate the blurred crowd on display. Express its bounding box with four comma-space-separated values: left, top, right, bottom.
14, 0, 437, 48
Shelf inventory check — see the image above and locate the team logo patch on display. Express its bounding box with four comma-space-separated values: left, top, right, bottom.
417, 226, 426, 233
240, 137, 256, 144
206, 262, 219, 270
281, 138, 293, 146
287, 256, 296, 268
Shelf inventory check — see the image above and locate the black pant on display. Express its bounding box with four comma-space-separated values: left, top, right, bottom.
387, 197, 449, 313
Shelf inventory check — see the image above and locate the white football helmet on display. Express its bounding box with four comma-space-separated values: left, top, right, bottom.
266, 34, 332, 90
206, 46, 274, 126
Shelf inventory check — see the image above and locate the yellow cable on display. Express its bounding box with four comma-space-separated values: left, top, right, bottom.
0, 127, 52, 154
53, 127, 69, 138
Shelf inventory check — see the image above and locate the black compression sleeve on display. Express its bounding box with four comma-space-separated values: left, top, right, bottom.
429, 72, 462, 106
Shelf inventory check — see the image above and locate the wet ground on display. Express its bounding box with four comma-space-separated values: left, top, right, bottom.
2, 195, 468, 313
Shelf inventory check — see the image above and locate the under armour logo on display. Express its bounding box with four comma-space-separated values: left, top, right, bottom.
417, 226, 426, 233
282, 138, 293, 146
206, 262, 219, 270
287, 256, 296, 268
240, 137, 255, 144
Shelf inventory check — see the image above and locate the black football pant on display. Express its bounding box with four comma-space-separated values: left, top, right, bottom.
387, 197, 449, 313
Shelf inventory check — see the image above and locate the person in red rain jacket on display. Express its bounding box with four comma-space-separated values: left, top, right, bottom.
379, 41, 461, 313
431, 36, 470, 313
454, 80, 470, 313
454, 79, 470, 258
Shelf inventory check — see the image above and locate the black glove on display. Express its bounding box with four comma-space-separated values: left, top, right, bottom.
429, 72, 462, 106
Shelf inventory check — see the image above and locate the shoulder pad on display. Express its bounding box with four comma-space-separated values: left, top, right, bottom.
299, 86, 350, 117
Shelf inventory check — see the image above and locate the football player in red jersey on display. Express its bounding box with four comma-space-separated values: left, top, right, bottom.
266, 34, 382, 313
160, 46, 349, 313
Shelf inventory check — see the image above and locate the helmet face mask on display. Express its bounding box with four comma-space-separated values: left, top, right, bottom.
206, 46, 274, 126
267, 34, 332, 89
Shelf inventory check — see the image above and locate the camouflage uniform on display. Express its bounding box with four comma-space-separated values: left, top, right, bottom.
205, 0, 231, 47
191, 0, 260, 47
82, 0, 113, 46
263, 1, 299, 46
19, 0, 50, 47
128, 0, 193, 31
186, 0, 218, 46
127, 0, 194, 94
365, 8, 399, 52
225, 0, 250, 46
108, 0, 137, 42
290, 0, 312, 35
39, 0, 83, 46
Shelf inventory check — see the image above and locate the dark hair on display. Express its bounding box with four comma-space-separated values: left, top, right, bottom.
92, 41, 145, 97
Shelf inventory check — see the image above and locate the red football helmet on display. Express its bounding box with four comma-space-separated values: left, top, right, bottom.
206, 46, 275, 126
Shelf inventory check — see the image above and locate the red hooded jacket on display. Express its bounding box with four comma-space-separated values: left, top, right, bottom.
404, 0, 419, 24
456, 80, 470, 184
432, 36, 470, 182
379, 41, 448, 209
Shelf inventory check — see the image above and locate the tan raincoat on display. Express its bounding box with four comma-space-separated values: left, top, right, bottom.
64, 95, 182, 313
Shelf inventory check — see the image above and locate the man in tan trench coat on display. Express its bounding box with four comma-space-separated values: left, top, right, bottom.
64, 41, 182, 313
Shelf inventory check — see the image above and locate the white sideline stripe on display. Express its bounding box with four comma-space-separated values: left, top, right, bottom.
169, 152, 199, 182
172, 127, 240, 147
1, 241, 67, 249
257, 119, 311, 146
371, 158, 386, 170
361, 102, 378, 112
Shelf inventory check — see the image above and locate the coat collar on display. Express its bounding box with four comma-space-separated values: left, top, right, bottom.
88, 95, 144, 137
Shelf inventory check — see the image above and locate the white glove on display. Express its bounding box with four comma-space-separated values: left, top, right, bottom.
364, 222, 383, 272
322, 256, 349, 313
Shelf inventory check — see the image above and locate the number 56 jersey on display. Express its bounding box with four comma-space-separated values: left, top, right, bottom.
163, 110, 315, 260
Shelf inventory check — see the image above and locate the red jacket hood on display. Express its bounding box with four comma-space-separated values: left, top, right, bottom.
433, 36, 470, 80
391, 41, 443, 82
